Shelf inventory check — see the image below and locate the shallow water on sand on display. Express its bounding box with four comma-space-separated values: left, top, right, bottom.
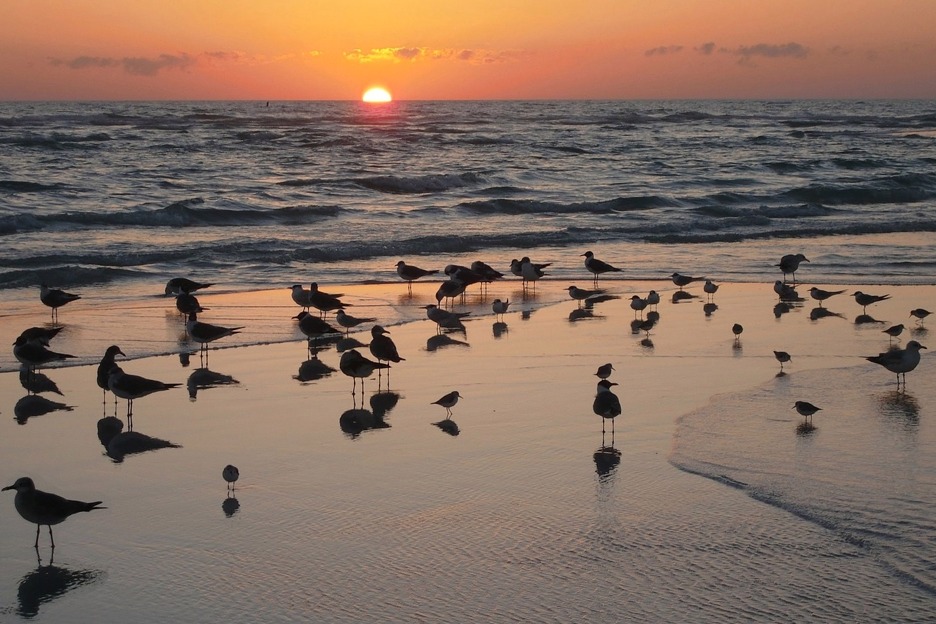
1, 282, 934, 622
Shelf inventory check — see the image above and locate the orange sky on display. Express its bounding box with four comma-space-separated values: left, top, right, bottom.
2, 0, 935, 100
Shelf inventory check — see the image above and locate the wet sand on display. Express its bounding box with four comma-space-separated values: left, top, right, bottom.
1, 279, 933, 622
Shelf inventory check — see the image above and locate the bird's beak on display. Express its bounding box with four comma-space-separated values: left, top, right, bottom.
1, 485, 13, 491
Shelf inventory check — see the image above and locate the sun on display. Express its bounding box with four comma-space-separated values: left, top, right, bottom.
362, 87, 392, 103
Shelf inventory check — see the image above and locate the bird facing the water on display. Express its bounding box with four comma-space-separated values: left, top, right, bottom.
773, 350, 791, 372
593, 379, 622, 432
910, 308, 931, 325
3, 477, 104, 547
777, 253, 809, 283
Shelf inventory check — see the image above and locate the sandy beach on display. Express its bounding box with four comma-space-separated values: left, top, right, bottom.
1, 278, 934, 622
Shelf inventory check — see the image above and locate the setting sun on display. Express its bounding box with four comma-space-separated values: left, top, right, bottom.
362, 87, 392, 103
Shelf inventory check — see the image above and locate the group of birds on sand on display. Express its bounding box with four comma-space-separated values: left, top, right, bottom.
6, 249, 934, 547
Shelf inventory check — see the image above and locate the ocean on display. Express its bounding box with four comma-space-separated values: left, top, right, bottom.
2, 99, 935, 304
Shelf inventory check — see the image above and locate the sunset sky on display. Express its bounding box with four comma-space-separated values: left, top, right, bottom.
2, 0, 935, 100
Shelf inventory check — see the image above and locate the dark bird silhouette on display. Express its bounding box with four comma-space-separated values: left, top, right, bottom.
39, 285, 80, 322
3, 477, 104, 547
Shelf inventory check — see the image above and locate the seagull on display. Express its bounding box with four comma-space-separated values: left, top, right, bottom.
595, 363, 614, 380
432, 390, 462, 417
435, 279, 467, 306
630, 295, 648, 318
3, 477, 105, 547
290, 284, 312, 310
492, 298, 510, 321
339, 349, 390, 394
645, 290, 660, 310
294, 311, 338, 352
520, 257, 549, 289
175, 293, 205, 316
793, 400, 821, 423
853, 291, 890, 314
369, 325, 404, 365
703, 280, 719, 302
108, 365, 181, 418
470, 260, 504, 285
883, 324, 905, 343
582, 251, 622, 284
910, 308, 932, 325
186, 312, 244, 358
778, 253, 809, 283
396, 261, 438, 291
593, 379, 622, 433
809, 287, 846, 307
16, 326, 64, 347
567, 285, 605, 307
96, 345, 126, 404
13, 335, 76, 372
336, 310, 376, 334
222, 465, 240, 493
308, 282, 348, 317
774, 350, 791, 372
866, 340, 927, 387
165, 277, 213, 296
670, 273, 705, 290
40, 285, 81, 322
444, 264, 484, 287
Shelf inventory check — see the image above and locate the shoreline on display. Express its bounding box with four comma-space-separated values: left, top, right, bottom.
2, 278, 934, 621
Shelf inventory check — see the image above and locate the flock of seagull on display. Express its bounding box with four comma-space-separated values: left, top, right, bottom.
5, 250, 933, 548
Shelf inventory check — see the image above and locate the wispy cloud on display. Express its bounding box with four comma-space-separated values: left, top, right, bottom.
645, 45, 684, 57
50, 53, 195, 76
732, 42, 809, 60
49, 50, 310, 75
344, 46, 524, 64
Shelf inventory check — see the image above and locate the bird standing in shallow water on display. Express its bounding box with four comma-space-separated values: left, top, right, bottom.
432, 390, 462, 417
910, 308, 931, 326
883, 324, 904, 344
223, 465, 240, 494
777, 253, 809, 284
866, 340, 927, 388
853, 291, 890, 314
593, 379, 622, 434
39, 285, 81, 323
3, 477, 104, 547
793, 400, 821, 423
492, 299, 510, 321
809, 287, 846, 307
595, 363, 614, 380
732, 324, 744, 343
396, 261, 437, 292
582, 251, 622, 285
774, 351, 791, 372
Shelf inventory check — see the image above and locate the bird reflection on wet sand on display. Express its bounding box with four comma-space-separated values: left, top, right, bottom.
876, 390, 920, 428
14, 395, 74, 424
16, 557, 102, 619
187, 368, 240, 399
19, 369, 63, 396
432, 418, 460, 436
593, 429, 621, 478
339, 408, 390, 438
97, 416, 181, 462
370, 391, 401, 419
294, 358, 337, 382
492, 321, 508, 338
810, 307, 845, 321
427, 333, 469, 351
